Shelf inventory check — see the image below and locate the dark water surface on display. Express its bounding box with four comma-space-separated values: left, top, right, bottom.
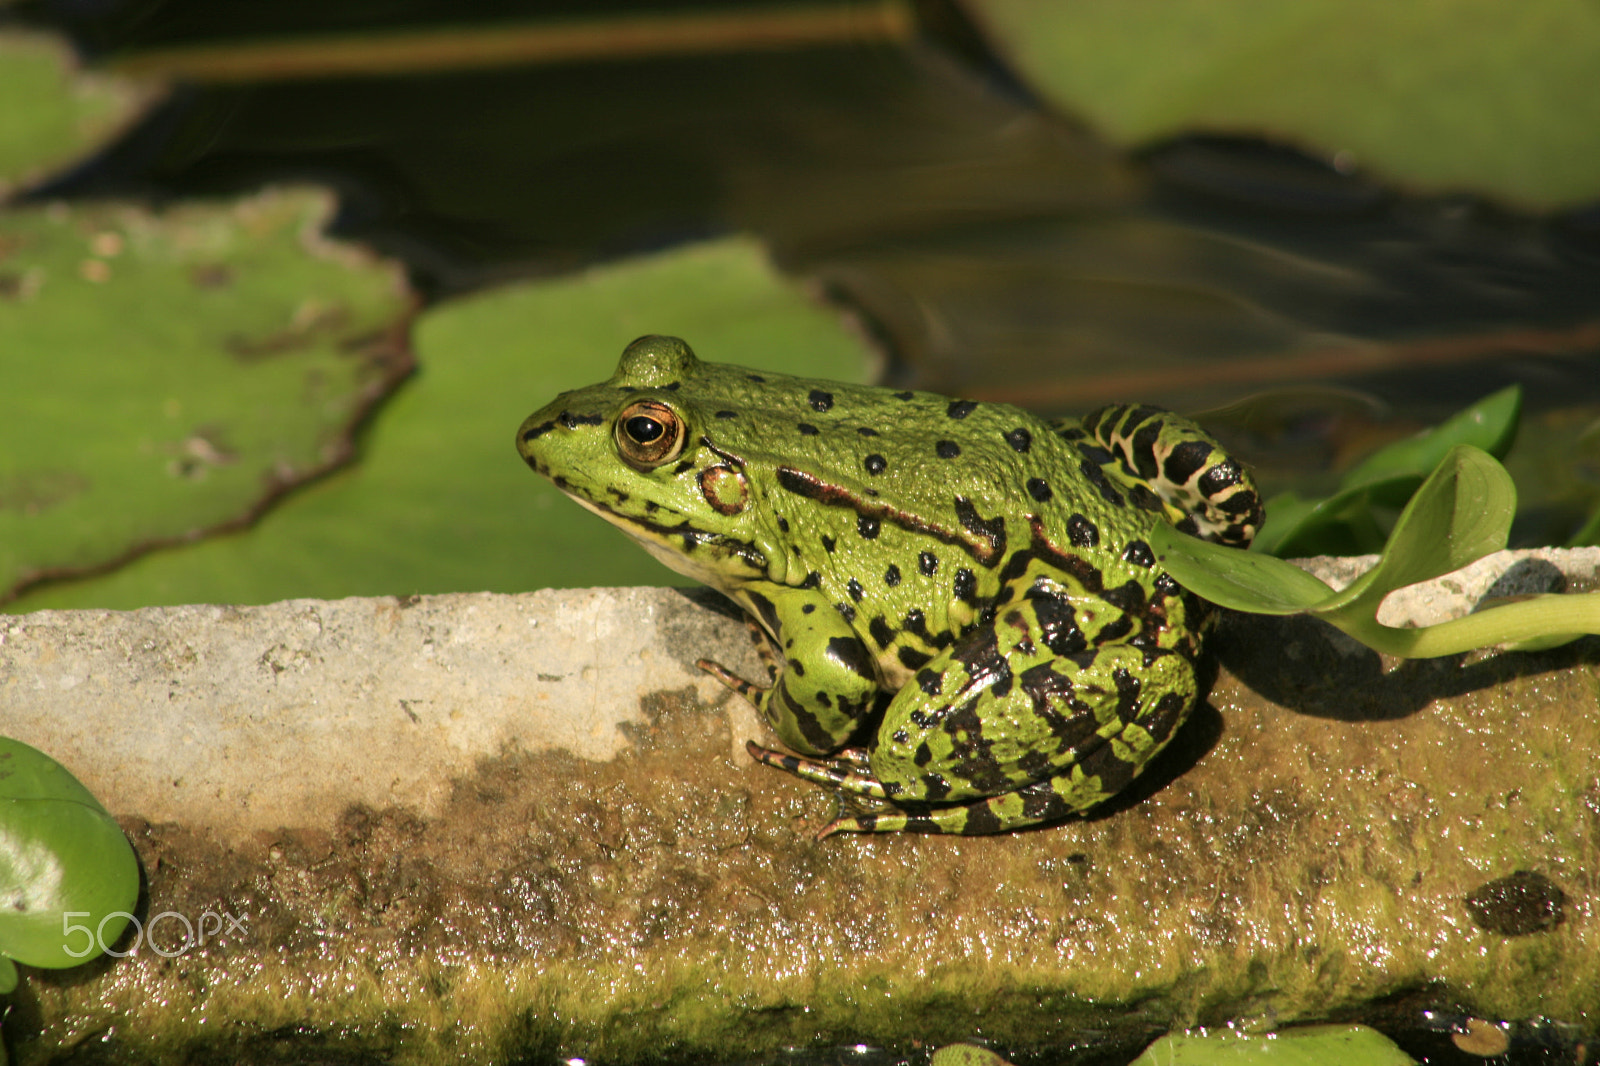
16, 2, 1600, 535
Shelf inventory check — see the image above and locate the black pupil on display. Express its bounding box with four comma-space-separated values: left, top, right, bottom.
625, 415, 664, 444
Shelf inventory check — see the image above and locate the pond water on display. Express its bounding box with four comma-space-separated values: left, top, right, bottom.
19, 0, 1600, 552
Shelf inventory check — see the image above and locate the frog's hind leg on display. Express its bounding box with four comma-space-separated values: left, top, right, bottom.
818, 778, 1080, 839
748, 742, 1079, 840
1076, 404, 1263, 548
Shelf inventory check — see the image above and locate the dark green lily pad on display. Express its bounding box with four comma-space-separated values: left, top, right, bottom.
0, 187, 413, 605
6, 237, 872, 610
0, 737, 139, 974
967, 0, 1600, 207
0, 29, 161, 197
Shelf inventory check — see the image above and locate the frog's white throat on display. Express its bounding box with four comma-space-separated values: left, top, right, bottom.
560, 492, 739, 592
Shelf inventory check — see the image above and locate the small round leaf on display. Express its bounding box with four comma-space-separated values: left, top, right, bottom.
0, 739, 139, 970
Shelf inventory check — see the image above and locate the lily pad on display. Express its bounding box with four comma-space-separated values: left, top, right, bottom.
966, 0, 1600, 207
6, 237, 872, 610
0, 29, 161, 197
1131, 1025, 1415, 1065
0, 186, 413, 605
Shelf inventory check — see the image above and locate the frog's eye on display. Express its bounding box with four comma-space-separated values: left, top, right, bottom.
615, 400, 687, 469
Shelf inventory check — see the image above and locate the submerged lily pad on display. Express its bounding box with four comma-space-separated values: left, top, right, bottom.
0, 187, 413, 604
6, 237, 872, 610
967, 0, 1600, 207
1131, 1025, 1416, 1065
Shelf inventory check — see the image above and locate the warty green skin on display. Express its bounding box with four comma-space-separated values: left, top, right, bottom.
518, 336, 1263, 836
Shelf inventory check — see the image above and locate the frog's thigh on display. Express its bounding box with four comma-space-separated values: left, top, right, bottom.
742, 587, 882, 756
869, 616, 1195, 811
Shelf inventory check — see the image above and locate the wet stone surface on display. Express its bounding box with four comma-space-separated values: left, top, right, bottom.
2, 552, 1598, 1064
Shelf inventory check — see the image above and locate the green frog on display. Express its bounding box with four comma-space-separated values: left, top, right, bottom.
518, 335, 1262, 837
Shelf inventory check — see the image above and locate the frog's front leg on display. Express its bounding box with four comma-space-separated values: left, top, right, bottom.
699, 585, 882, 756
763, 590, 1199, 836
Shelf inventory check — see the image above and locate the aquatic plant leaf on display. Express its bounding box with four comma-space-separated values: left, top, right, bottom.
1164, 443, 1600, 655
1150, 521, 1335, 615
1251, 480, 1411, 558
968, 0, 1600, 207
0, 29, 160, 196
0, 738, 139, 971
1253, 387, 1520, 558
0, 188, 413, 605
1132, 1024, 1416, 1065
1339, 385, 1521, 488
7, 237, 872, 610
1318, 445, 1514, 617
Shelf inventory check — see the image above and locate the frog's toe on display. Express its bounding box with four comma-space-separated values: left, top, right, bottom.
821, 780, 1084, 837
747, 741, 892, 798
835, 746, 873, 771
698, 659, 766, 700
746, 740, 850, 787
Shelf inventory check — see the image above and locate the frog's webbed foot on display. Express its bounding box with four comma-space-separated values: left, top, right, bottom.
746, 741, 902, 840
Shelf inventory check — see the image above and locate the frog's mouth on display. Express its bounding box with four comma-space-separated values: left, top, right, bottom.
557, 491, 766, 590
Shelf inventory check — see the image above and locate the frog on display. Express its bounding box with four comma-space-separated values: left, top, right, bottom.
517, 335, 1263, 837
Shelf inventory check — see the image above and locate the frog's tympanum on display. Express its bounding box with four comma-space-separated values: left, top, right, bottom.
518, 336, 1263, 837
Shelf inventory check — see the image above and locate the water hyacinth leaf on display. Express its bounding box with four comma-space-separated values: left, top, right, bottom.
6, 237, 873, 610
1317, 444, 1515, 618
1162, 443, 1600, 658
1253, 386, 1519, 558
0, 187, 412, 605
1338, 384, 1521, 488
0, 952, 15, 993
0, 738, 139, 971
1149, 521, 1335, 615
1251, 478, 1413, 559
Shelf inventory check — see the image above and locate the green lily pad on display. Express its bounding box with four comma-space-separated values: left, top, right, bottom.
0, 737, 139, 972
6, 236, 872, 610
0, 29, 161, 197
1131, 1025, 1416, 1065
930, 1045, 1015, 1066
0, 187, 413, 605
966, 0, 1600, 207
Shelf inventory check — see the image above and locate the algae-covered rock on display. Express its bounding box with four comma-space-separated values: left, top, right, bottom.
1, 552, 1597, 1062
